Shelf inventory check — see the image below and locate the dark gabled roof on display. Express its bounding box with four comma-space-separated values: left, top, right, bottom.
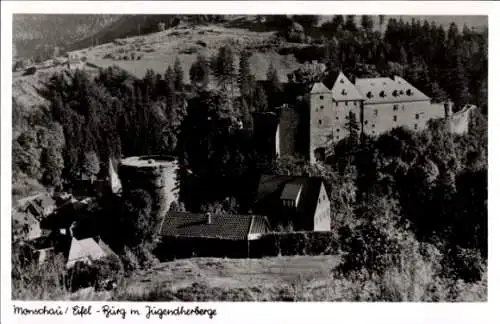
26, 235, 56, 251
252, 174, 324, 221
159, 212, 270, 240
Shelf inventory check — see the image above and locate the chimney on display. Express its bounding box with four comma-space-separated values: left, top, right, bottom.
206, 212, 212, 224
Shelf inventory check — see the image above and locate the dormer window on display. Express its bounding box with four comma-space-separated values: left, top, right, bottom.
341, 89, 347, 95
406, 89, 413, 96
399, 90, 404, 95
280, 183, 303, 208
340, 78, 345, 83
380, 91, 386, 98
392, 90, 398, 97
366, 91, 373, 98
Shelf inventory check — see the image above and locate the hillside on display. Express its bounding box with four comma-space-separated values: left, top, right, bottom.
13, 14, 122, 59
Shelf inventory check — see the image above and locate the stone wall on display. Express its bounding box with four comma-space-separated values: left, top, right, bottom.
447, 105, 476, 135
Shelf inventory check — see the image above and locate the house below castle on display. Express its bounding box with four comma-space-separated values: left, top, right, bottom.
250, 174, 331, 232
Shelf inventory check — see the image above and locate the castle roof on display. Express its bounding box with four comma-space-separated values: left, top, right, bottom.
331, 72, 364, 101
355, 76, 430, 104
310, 82, 330, 94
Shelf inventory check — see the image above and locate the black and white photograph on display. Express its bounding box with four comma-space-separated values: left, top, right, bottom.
3, 3, 490, 309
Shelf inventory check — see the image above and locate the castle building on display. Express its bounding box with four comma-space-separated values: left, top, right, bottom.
309, 73, 446, 162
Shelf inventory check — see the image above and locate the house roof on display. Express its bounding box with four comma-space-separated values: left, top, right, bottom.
159, 211, 270, 240
280, 182, 303, 201
355, 75, 430, 104
331, 72, 364, 101
252, 174, 325, 222
36, 194, 55, 210
26, 235, 55, 251
15, 210, 39, 227
310, 82, 330, 94
67, 237, 107, 267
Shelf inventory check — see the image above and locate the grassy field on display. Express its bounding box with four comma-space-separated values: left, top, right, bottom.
124, 255, 340, 297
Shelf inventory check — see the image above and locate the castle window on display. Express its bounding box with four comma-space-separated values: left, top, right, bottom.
372, 124, 375, 127
320, 105, 324, 109
393, 104, 398, 111
380, 91, 386, 97
367, 91, 373, 98
364, 120, 368, 125
336, 116, 339, 120
414, 124, 418, 130
341, 89, 347, 95
393, 115, 398, 122
415, 113, 420, 120
399, 90, 404, 95
374, 109, 378, 116
320, 96, 324, 100
336, 102, 338, 107
318, 119, 322, 125
392, 90, 399, 97
406, 89, 413, 96
336, 128, 340, 132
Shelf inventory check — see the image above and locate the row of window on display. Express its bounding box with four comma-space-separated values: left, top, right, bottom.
317, 112, 423, 127
318, 95, 359, 107
371, 109, 422, 120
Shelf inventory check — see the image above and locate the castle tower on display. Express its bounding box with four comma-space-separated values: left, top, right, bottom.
330, 72, 364, 143
309, 82, 334, 163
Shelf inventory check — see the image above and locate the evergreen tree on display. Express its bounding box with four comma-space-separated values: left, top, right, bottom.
266, 62, 283, 108
344, 15, 358, 33
173, 57, 184, 91
81, 151, 100, 181
345, 111, 360, 148
378, 15, 385, 33
165, 66, 177, 110
361, 15, 374, 32
254, 84, 268, 113
211, 45, 236, 96
238, 50, 253, 98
